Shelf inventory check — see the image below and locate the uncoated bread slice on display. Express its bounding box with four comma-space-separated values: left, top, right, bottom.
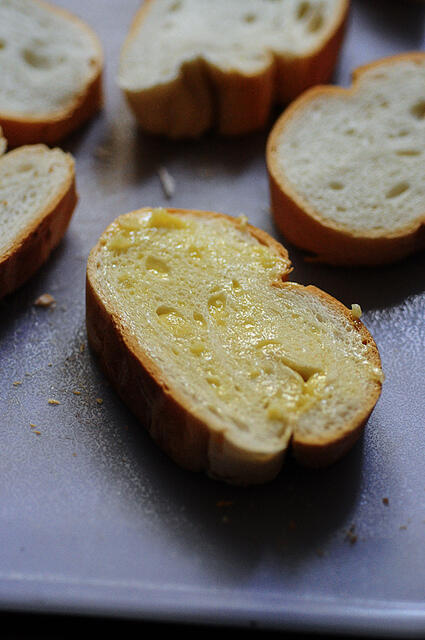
0, 144, 77, 298
118, 0, 349, 138
86, 207, 382, 485
267, 52, 425, 265
0, 0, 103, 147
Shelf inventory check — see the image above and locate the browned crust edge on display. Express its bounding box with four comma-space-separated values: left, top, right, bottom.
266, 51, 425, 266
290, 285, 382, 467
0, 146, 77, 299
86, 207, 382, 485
0, 0, 103, 147
118, 0, 349, 138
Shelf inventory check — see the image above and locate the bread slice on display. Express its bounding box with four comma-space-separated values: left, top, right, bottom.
267, 52, 425, 266
118, 0, 349, 138
0, 0, 103, 147
0, 144, 77, 298
86, 207, 382, 485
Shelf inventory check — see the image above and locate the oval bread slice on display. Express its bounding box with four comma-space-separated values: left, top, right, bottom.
86, 207, 382, 485
267, 52, 425, 265
118, 0, 349, 138
0, 144, 77, 298
0, 0, 103, 146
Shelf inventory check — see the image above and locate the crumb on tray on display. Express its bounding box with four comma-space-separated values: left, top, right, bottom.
34, 293, 56, 308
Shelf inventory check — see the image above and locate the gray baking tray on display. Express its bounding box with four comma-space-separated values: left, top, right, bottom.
1, 1, 424, 636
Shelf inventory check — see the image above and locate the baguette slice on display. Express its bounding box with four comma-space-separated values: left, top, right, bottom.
0, 0, 103, 147
86, 207, 382, 485
118, 0, 349, 138
0, 144, 77, 298
267, 52, 425, 265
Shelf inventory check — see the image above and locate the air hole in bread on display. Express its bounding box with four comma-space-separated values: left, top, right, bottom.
22, 48, 55, 70
396, 149, 421, 157
386, 182, 410, 199
206, 375, 221, 387
208, 292, 226, 312
308, 11, 324, 32
410, 99, 425, 119
145, 255, 170, 276
296, 2, 310, 19
231, 278, 241, 291
169, 0, 182, 11
193, 311, 206, 327
329, 181, 344, 191
17, 163, 34, 173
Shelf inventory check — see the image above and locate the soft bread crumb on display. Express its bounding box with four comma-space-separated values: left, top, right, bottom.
351, 304, 362, 319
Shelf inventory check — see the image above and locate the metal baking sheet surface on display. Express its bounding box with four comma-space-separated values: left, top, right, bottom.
1, 1, 424, 636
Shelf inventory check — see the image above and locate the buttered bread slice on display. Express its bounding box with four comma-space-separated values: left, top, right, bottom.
86, 208, 382, 485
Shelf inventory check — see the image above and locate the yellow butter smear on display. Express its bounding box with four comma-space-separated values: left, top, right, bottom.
100, 208, 382, 447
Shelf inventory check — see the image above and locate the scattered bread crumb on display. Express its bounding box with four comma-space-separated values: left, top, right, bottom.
29, 423, 36, 428
400, 525, 407, 531
382, 497, 389, 506
96, 397, 103, 405
13, 381, 22, 386
79, 342, 86, 353
157, 165, 176, 199
33, 431, 41, 436
216, 500, 234, 508
34, 293, 56, 308
48, 398, 60, 405
345, 524, 358, 545
72, 390, 81, 395
237, 214, 249, 229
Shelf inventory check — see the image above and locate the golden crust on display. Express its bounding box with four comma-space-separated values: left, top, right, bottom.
0, 146, 77, 299
0, 0, 103, 147
119, 0, 349, 138
267, 52, 425, 266
86, 207, 382, 485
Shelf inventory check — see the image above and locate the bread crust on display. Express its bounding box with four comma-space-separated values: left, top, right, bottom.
119, 0, 349, 138
0, 145, 77, 298
267, 52, 425, 266
0, 0, 103, 147
86, 208, 382, 485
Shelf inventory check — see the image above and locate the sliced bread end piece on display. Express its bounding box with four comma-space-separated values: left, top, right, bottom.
267, 52, 425, 265
0, 0, 103, 146
0, 144, 77, 298
118, 0, 349, 138
86, 208, 382, 485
